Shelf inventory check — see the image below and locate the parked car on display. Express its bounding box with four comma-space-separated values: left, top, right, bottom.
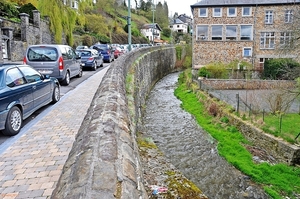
90, 44, 114, 63
23, 44, 82, 86
76, 45, 89, 50
75, 45, 89, 56
0, 64, 60, 136
77, 49, 103, 70
112, 47, 124, 59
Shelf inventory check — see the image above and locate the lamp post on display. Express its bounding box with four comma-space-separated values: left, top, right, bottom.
0, 19, 3, 64
127, 0, 131, 51
152, 0, 155, 45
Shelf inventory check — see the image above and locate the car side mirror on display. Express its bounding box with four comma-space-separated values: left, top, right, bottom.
44, 75, 50, 79
76, 54, 81, 59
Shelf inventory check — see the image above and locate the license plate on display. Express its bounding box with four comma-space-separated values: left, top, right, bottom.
38, 69, 52, 74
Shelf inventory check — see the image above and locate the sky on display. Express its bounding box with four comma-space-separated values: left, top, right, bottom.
164, 0, 199, 17
129, 0, 198, 18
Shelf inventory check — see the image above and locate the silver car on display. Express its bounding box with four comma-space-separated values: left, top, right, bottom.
24, 44, 82, 85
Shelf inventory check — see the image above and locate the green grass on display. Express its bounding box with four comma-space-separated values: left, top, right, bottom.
174, 71, 300, 199
262, 113, 300, 144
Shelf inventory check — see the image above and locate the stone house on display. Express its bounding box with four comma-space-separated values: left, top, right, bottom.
191, 0, 300, 74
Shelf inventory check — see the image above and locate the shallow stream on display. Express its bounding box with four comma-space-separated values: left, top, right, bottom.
142, 72, 269, 199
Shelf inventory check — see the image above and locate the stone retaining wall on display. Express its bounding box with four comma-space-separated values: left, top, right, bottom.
199, 79, 296, 90
51, 46, 176, 198
199, 86, 300, 165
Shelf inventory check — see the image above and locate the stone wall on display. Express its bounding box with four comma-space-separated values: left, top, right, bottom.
51, 46, 176, 198
198, 79, 296, 90
196, 79, 300, 165
1, 11, 55, 61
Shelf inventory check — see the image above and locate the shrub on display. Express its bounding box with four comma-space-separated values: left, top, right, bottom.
19, 3, 37, 20
208, 102, 218, 117
205, 61, 228, 79
262, 58, 300, 80
198, 67, 211, 78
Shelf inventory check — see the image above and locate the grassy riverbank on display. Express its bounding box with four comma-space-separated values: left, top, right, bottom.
174, 70, 300, 199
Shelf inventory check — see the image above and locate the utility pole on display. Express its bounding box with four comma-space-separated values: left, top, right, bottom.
127, 0, 132, 51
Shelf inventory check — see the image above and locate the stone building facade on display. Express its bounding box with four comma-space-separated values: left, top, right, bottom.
191, 0, 300, 74
0, 10, 55, 62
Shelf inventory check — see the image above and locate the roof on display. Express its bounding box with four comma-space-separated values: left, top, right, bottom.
191, 0, 300, 8
142, 23, 162, 31
170, 18, 185, 25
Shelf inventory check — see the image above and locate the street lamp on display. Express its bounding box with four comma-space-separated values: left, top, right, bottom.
152, 0, 155, 45
127, 0, 131, 51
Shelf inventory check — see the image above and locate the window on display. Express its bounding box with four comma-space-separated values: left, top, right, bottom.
259, 58, 264, 63
19, 66, 42, 83
285, 10, 293, 23
265, 10, 273, 24
240, 25, 253, 40
199, 8, 208, 17
213, 8, 222, 17
227, 7, 236, 17
243, 47, 252, 57
212, 25, 222, 40
242, 7, 251, 16
260, 32, 275, 49
280, 32, 293, 47
6, 68, 26, 87
197, 25, 208, 40
226, 25, 237, 40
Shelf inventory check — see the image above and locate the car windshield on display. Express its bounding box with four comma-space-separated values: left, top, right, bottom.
27, 47, 58, 61
80, 51, 91, 56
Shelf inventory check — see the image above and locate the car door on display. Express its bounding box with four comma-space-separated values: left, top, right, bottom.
67, 46, 80, 78
19, 66, 51, 110
5, 67, 34, 118
93, 50, 101, 65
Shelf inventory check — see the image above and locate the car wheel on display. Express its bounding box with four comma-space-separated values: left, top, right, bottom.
3, 106, 22, 136
52, 84, 60, 103
92, 62, 97, 71
77, 67, 83, 78
62, 71, 70, 86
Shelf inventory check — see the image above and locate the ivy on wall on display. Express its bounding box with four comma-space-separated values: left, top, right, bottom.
38, 0, 84, 45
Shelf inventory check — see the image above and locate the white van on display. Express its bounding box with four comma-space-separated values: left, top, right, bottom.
24, 44, 82, 85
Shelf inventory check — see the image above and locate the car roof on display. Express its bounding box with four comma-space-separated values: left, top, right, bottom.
0, 63, 24, 69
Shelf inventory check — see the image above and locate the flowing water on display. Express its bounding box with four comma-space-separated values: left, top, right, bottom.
142, 72, 269, 199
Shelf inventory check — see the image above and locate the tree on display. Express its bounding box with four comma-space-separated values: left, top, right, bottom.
275, 4, 300, 79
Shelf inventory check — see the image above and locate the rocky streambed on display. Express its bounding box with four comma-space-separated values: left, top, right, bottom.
140, 72, 270, 199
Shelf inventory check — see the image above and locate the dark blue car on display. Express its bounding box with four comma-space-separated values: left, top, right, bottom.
91, 44, 114, 63
0, 64, 60, 136
78, 49, 104, 70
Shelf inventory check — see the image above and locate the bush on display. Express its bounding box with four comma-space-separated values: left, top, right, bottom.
19, 3, 37, 20
205, 61, 228, 79
198, 67, 211, 78
262, 58, 300, 80
162, 28, 171, 37
0, 1, 19, 18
